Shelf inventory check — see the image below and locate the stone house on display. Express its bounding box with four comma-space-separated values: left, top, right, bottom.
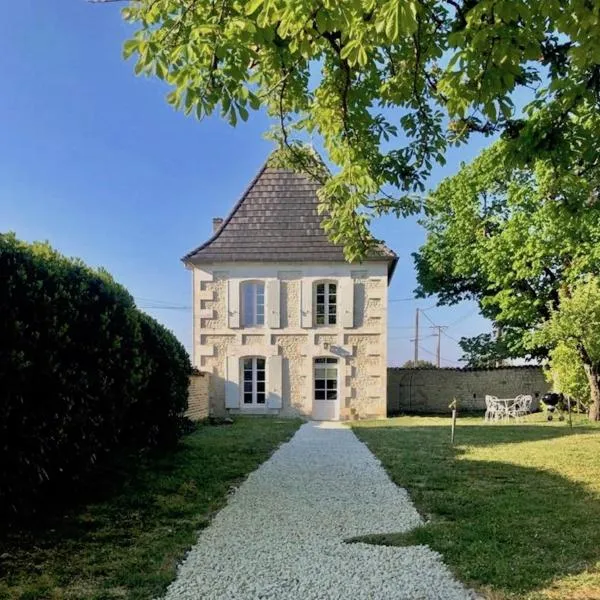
182, 156, 397, 420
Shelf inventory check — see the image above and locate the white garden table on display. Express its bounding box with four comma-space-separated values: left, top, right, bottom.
485, 395, 532, 421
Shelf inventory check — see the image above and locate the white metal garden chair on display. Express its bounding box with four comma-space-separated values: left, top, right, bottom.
487, 395, 518, 421
513, 394, 533, 419
485, 395, 502, 421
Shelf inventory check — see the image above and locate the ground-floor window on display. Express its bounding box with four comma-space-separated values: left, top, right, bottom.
242, 357, 266, 405
314, 357, 338, 401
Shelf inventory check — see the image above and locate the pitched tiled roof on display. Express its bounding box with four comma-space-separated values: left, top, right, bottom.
182, 159, 398, 278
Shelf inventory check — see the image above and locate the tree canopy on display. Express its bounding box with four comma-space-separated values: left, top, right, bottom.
414, 134, 600, 415
121, 0, 600, 258
457, 333, 507, 368
415, 134, 600, 346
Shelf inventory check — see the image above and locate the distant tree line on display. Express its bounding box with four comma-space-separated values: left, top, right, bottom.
401, 360, 437, 369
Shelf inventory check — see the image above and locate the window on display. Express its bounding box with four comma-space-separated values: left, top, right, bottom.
314, 357, 338, 401
242, 281, 265, 327
242, 357, 266, 405
315, 282, 337, 325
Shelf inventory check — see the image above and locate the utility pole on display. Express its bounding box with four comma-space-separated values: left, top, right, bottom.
431, 326, 448, 368
414, 308, 419, 363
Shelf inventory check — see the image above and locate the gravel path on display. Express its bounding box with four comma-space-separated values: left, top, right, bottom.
162, 422, 474, 600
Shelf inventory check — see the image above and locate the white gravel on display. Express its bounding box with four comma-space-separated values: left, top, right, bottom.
162, 422, 474, 600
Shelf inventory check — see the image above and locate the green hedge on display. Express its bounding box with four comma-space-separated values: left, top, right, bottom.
0, 233, 192, 516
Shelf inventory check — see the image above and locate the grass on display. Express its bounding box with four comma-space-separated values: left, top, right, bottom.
351, 414, 600, 600
0, 416, 302, 600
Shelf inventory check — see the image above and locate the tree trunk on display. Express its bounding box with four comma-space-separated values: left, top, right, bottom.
584, 364, 600, 421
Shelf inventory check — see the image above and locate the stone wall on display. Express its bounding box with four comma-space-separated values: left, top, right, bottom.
387, 366, 550, 414
186, 372, 210, 421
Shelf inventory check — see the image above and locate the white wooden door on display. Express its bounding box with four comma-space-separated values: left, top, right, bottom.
312, 357, 339, 421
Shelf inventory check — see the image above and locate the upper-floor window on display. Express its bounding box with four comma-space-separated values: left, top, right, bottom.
315, 282, 337, 325
242, 281, 265, 327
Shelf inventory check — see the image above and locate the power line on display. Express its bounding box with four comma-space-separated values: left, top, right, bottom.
138, 306, 192, 310
419, 303, 439, 311
420, 310, 437, 327
135, 296, 189, 307
410, 307, 447, 367
442, 330, 462, 343
418, 345, 459, 366
447, 309, 478, 328
389, 334, 435, 341
440, 356, 460, 366
135, 296, 192, 310
418, 345, 438, 358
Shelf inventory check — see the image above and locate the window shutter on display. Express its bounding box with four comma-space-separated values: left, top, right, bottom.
225, 356, 240, 408
228, 280, 240, 328
267, 355, 283, 409
301, 279, 313, 328
267, 280, 281, 328
340, 279, 354, 328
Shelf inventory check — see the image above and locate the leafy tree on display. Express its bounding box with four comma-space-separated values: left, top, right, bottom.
457, 333, 507, 369
414, 138, 600, 418
534, 278, 600, 420
545, 343, 590, 411
118, 0, 600, 258
401, 359, 437, 369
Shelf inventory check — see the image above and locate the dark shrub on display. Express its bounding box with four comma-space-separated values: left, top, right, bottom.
127, 312, 192, 447
0, 233, 191, 517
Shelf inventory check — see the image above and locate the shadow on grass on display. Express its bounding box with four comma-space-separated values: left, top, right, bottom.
351, 423, 600, 598
0, 417, 302, 600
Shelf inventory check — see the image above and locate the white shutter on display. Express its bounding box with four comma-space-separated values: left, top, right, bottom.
267, 355, 283, 409
267, 280, 281, 328
340, 279, 354, 328
228, 280, 240, 328
225, 356, 240, 408
301, 279, 313, 328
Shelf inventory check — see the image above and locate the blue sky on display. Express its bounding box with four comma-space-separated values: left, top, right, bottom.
1, 1, 495, 365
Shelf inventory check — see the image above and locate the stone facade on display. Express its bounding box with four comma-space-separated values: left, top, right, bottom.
191, 262, 389, 420
186, 372, 210, 421
387, 366, 550, 414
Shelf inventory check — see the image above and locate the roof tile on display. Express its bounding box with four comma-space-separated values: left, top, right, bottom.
182, 159, 397, 278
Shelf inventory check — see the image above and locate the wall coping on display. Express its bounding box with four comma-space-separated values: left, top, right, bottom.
190, 368, 208, 377
388, 365, 543, 373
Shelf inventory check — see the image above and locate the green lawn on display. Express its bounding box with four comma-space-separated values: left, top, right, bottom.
352, 414, 600, 600
0, 417, 302, 600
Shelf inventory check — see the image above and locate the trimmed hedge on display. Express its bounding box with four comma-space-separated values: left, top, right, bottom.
0, 233, 192, 516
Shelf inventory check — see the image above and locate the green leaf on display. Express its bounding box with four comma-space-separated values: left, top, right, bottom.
123, 39, 139, 60
245, 0, 264, 16
238, 104, 249, 121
